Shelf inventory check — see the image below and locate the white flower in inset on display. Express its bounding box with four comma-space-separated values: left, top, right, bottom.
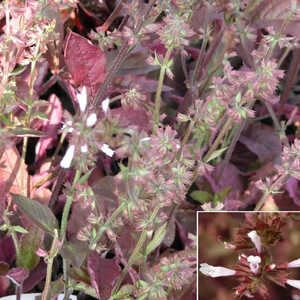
199, 263, 236, 278
60, 145, 75, 168
269, 263, 276, 270
102, 98, 110, 114
86, 113, 97, 127
247, 230, 262, 253
101, 144, 115, 157
244, 291, 254, 298
224, 242, 236, 249
80, 144, 88, 153
77, 86, 87, 112
247, 255, 261, 274
286, 279, 300, 290
288, 258, 300, 268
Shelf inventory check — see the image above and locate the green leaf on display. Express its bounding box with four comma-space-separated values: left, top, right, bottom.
190, 190, 213, 203
8, 127, 45, 137
145, 223, 167, 256
235, 92, 242, 103
74, 283, 98, 298
0, 224, 8, 231
16, 225, 42, 270
206, 147, 228, 163
32, 111, 49, 121
213, 186, 232, 206
214, 186, 232, 202
9, 65, 26, 77
0, 262, 9, 276
111, 284, 134, 299
11, 225, 28, 234
12, 194, 59, 234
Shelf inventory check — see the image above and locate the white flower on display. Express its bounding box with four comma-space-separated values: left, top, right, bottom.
269, 263, 276, 270
247, 255, 261, 274
77, 86, 87, 112
199, 263, 236, 278
62, 120, 74, 133
244, 291, 254, 298
288, 258, 300, 268
60, 145, 75, 168
224, 242, 236, 249
86, 113, 97, 127
286, 279, 300, 290
102, 98, 110, 114
140, 137, 151, 142
247, 230, 262, 253
80, 144, 88, 153
101, 144, 115, 157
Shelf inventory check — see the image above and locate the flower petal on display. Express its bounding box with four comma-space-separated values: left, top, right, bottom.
86, 113, 97, 127
288, 258, 300, 268
77, 86, 87, 112
199, 263, 236, 278
102, 98, 110, 114
60, 145, 75, 168
286, 279, 300, 290
101, 144, 115, 157
247, 230, 262, 253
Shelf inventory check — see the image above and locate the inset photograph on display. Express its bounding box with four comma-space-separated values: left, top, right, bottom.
198, 212, 300, 300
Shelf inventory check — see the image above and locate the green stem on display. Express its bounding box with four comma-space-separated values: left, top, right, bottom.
92, 202, 126, 249
203, 118, 232, 162
60, 169, 81, 241
254, 174, 287, 211
42, 230, 59, 300
3, 214, 20, 261
153, 47, 173, 129
112, 205, 161, 295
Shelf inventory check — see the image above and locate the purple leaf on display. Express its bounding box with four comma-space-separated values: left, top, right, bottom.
35, 94, 62, 161
213, 162, 244, 210
111, 106, 152, 132
0, 276, 10, 296
6, 267, 29, 285
87, 251, 121, 300
239, 123, 282, 164
23, 260, 47, 292
0, 236, 15, 265
286, 177, 300, 206
64, 31, 106, 98
0, 262, 9, 276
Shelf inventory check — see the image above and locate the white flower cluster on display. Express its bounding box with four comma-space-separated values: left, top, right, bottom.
60, 87, 114, 168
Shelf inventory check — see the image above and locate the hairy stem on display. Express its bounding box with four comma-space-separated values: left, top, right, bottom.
254, 174, 288, 211
92, 202, 126, 249
93, 0, 157, 107
3, 213, 20, 261
112, 205, 161, 294
60, 169, 81, 241
153, 47, 173, 128
203, 117, 232, 162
